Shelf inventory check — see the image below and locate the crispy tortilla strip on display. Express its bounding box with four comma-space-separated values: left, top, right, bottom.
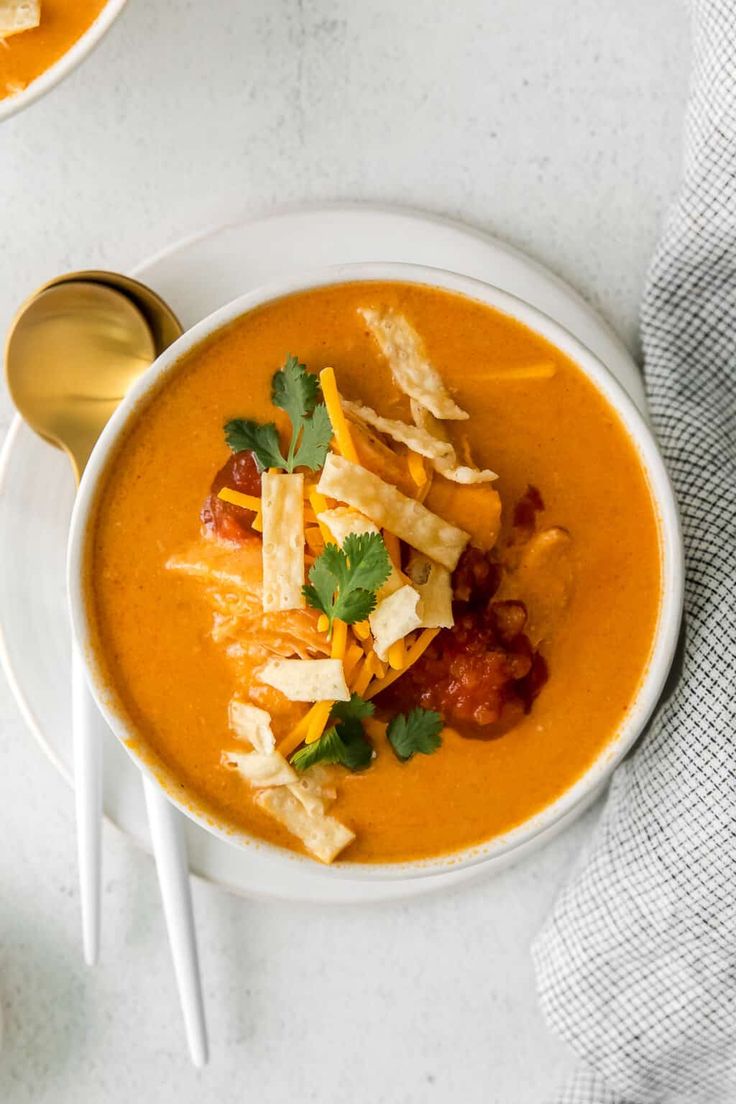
342, 399, 454, 462
222, 750, 297, 788
0, 0, 40, 37
256, 657, 350, 702
228, 698, 275, 753
317, 505, 403, 598
317, 453, 469, 570
406, 552, 454, 629
288, 764, 337, 816
261, 471, 305, 612
255, 786, 355, 864
359, 306, 468, 420
410, 401, 497, 484
369, 584, 423, 661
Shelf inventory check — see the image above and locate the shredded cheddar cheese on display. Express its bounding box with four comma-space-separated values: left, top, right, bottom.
408, 451, 428, 488
305, 700, 334, 745
353, 619, 371, 641
331, 619, 348, 660
387, 639, 406, 670
218, 487, 262, 512
319, 366, 360, 463
308, 487, 334, 544
278, 708, 314, 757
364, 628, 440, 700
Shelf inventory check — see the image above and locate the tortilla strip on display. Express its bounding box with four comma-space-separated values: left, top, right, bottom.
221, 750, 297, 788
256, 657, 351, 702
410, 401, 498, 484
288, 765, 337, 816
228, 698, 275, 753
369, 584, 423, 661
317, 453, 469, 570
358, 306, 468, 421
261, 471, 305, 612
317, 505, 403, 598
342, 399, 454, 462
255, 786, 355, 863
0, 1, 40, 37
406, 551, 454, 629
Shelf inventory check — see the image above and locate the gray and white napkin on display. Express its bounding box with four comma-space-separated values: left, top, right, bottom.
533, 2, 736, 1101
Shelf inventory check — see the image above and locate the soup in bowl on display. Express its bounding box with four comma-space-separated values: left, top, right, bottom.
68, 264, 682, 875
0, 0, 126, 116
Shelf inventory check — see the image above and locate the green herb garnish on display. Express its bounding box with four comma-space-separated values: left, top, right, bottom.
387, 708, 443, 762
291, 694, 375, 773
302, 532, 392, 633
224, 355, 332, 473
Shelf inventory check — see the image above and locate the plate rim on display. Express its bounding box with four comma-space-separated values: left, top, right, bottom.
0, 202, 654, 901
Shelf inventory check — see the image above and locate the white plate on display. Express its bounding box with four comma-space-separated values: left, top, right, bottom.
0, 203, 646, 902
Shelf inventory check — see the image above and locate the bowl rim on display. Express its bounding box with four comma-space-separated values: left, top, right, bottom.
0, 0, 128, 122
67, 260, 684, 882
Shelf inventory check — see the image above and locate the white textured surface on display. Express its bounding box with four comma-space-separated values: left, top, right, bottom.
0, 2, 689, 1102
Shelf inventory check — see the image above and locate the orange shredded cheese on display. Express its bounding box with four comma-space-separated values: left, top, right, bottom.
319, 366, 360, 463
353, 619, 371, 642
277, 707, 314, 757
351, 656, 373, 697
408, 451, 428, 488
383, 530, 402, 571
305, 700, 333, 745
317, 613, 330, 634
331, 619, 348, 660
343, 642, 363, 681
251, 512, 263, 533
387, 639, 406, 670
218, 487, 262, 512
309, 488, 334, 544
364, 628, 440, 700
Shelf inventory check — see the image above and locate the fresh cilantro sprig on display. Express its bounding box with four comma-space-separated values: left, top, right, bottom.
303, 532, 392, 633
224, 355, 332, 473
291, 694, 375, 773
387, 708, 443, 762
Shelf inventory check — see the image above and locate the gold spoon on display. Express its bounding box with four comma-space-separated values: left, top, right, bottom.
4, 272, 208, 1067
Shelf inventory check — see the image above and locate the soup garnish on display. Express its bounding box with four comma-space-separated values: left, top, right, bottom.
167, 309, 557, 861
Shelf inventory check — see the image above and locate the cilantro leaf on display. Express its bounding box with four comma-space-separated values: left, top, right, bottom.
332, 693, 375, 724
341, 533, 392, 593
387, 708, 443, 762
224, 355, 332, 474
302, 533, 391, 631
291, 695, 375, 773
291, 401, 332, 472
291, 726, 346, 772
224, 418, 286, 470
272, 355, 320, 422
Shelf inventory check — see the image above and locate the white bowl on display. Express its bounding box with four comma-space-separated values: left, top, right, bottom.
0, 0, 128, 122
68, 262, 684, 886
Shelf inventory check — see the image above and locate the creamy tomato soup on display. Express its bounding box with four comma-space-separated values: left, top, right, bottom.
86, 282, 662, 864
0, 1, 106, 99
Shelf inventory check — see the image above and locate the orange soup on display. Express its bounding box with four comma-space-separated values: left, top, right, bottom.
0, 1, 107, 100
86, 281, 662, 864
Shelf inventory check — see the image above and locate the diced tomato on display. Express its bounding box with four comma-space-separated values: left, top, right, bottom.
378, 547, 548, 737
201, 451, 262, 543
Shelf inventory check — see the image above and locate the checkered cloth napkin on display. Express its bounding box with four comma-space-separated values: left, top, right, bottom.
532, 2, 736, 1101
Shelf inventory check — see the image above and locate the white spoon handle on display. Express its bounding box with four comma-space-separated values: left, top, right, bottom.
142, 777, 208, 1068
71, 644, 103, 967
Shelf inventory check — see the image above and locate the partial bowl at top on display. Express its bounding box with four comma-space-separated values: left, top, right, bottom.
68, 262, 683, 885
0, 0, 127, 121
